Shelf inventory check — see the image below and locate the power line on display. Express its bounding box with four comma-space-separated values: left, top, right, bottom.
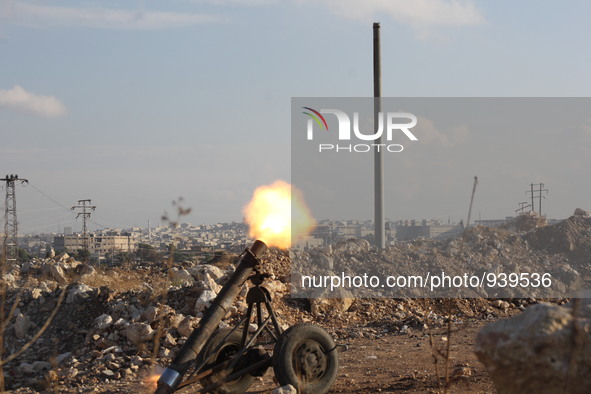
28, 183, 75, 213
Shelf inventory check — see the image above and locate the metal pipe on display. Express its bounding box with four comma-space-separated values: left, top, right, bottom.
156, 240, 268, 393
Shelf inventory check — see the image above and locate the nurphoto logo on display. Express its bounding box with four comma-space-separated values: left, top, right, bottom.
302, 107, 418, 153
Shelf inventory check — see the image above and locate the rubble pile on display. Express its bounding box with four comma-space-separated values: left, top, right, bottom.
2, 213, 591, 391
294, 214, 591, 298
501, 211, 548, 232
476, 298, 591, 394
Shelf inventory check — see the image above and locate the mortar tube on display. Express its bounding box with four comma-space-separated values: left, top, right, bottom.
156, 240, 267, 393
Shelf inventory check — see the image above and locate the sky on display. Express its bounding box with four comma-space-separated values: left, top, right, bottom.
1, 0, 590, 234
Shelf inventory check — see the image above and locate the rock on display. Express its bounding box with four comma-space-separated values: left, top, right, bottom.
159, 347, 171, 358
170, 268, 195, 286
47, 369, 59, 382
49, 264, 68, 284
3, 273, 16, 288
55, 252, 70, 262
14, 313, 31, 339
310, 288, 354, 316
265, 279, 287, 297
475, 299, 591, 394
332, 239, 371, 253
18, 363, 34, 374
177, 317, 199, 337
102, 345, 123, 355
66, 284, 93, 304
60, 367, 78, 379
188, 264, 225, 282
574, 208, 590, 216
272, 384, 297, 394
201, 274, 222, 293
102, 369, 115, 377
95, 314, 113, 330
75, 264, 96, 277
311, 297, 353, 315
168, 314, 184, 329
32, 361, 52, 373
162, 332, 177, 348
491, 300, 510, 310
143, 306, 159, 323
126, 323, 154, 345
194, 290, 217, 314
30, 288, 43, 299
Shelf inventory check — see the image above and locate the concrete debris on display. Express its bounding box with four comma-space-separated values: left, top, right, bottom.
14, 313, 32, 339
170, 268, 195, 286
272, 384, 297, 394
194, 290, 217, 314
49, 264, 68, 284
126, 323, 155, 345
94, 314, 113, 330
66, 283, 93, 304
476, 299, 591, 394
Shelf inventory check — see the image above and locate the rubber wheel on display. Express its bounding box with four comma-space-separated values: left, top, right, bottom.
273, 323, 339, 394
197, 328, 255, 394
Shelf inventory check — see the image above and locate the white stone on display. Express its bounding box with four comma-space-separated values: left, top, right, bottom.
49, 264, 68, 284
170, 268, 195, 286
66, 284, 93, 304
272, 384, 297, 394
194, 290, 217, 314
95, 314, 113, 330
126, 323, 154, 345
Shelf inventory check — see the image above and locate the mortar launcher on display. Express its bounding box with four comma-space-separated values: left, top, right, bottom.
155, 240, 339, 394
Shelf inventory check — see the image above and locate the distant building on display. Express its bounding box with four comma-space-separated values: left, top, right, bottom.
474, 217, 513, 228
54, 233, 136, 255
395, 219, 462, 241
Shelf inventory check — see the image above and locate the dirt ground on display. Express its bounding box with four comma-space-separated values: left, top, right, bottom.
117, 315, 505, 394
251, 318, 497, 394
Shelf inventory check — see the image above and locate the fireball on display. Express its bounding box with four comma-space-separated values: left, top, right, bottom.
243, 180, 315, 249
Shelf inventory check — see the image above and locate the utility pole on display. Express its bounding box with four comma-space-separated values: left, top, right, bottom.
526, 183, 548, 215
1, 174, 28, 264
538, 183, 548, 214
373, 22, 385, 249
71, 199, 96, 253
525, 182, 548, 216
466, 176, 478, 228
515, 201, 531, 215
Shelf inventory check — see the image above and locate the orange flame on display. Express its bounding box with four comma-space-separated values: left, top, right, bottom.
143, 368, 163, 391
243, 180, 315, 249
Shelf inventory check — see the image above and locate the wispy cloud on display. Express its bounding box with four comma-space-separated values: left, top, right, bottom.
0, 85, 67, 118
2, 1, 226, 30
300, 0, 484, 37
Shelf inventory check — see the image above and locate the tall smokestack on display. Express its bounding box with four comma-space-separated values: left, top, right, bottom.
373, 22, 385, 249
